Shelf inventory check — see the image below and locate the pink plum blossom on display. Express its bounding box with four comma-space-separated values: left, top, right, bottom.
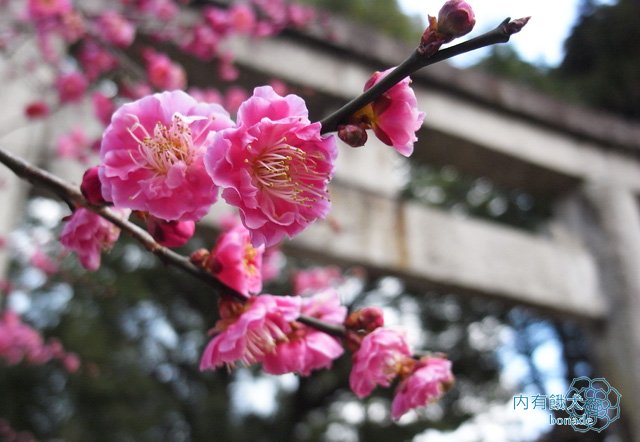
59, 208, 129, 271
77, 41, 119, 81
0, 310, 51, 365
26, 0, 72, 20
205, 85, 338, 247
209, 223, 264, 297
56, 127, 90, 162
349, 328, 412, 398
30, 249, 59, 275
59, 10, 85, 43
199, 295, 301, 369
99, 90, 234, 221
96, 11, 136, 47
143, 49, 187, 91
92, 92, 115, 126
218, 52, 239, 82
349, 68, 425, 156
262, 289, 346, 376
228, 4, 256, 34
182, 24, 220, 61
292, 266, 342, 295
55, 71, 88, 103
0, 310, 81, 371
391, 356, 454, 420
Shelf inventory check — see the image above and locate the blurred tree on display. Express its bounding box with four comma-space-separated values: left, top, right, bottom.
473, 0, 640, 121
556, 0, 640, 120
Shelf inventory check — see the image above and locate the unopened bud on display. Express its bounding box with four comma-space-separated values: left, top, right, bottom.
344, 307, 385, 333
190, 248, 210, 268
80, 166, 107, 205
338, 124, 368, 147
505, 16, 531, 35
147, 217, 195, 248
437, 0, 475, 39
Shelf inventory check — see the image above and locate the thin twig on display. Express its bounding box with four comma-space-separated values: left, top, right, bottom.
319, 17, 530, 134
0, 147, 346, 336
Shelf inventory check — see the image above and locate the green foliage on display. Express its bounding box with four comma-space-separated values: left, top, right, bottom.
474, 0, 640, 121
296, 0, 424, 43
555, 0, 640, 119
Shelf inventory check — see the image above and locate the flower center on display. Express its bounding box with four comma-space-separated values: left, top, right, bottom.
243, 242, 259, 276
128, 113, 197, 175
251, 142, 328, 207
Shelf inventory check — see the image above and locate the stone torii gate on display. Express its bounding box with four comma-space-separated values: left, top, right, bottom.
1, 14, 639, 440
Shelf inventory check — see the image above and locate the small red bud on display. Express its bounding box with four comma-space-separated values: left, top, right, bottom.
190, 248, 210, 268
24, 101, 50, 119
344, 307, 385, 333
80, 166, 108, 205
146, 217, 195, 248
338, 124, 368, 148
437, 0, 475, 39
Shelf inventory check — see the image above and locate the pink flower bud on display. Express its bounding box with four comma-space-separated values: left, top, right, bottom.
437, 0, 475, 39
146, 216, 196, 248
81, 166, 107, 206
190, 248, 210, 268
338, 124, 368, 147
345, 307, 385, 333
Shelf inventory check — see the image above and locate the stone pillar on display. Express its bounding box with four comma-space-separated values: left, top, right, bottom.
556, 184, 640, 440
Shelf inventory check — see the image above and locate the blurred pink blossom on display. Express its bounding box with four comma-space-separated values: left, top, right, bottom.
391, 356, 454, 420
292, 266, 342, 295
55, 71, 88, 103
56, 127, 90, 162
59, 208, 128, 271
92, 92, 115, 126
143, 49, 187, 91
96, 11, 136, 48
350, 328, 412, 398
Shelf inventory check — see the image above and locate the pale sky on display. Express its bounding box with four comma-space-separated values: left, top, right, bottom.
398, 0, 614, 67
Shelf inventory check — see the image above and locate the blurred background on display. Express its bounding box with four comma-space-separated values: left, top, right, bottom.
1, 0, 639, 441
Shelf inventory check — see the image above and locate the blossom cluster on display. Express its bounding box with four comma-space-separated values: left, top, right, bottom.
0, 310, 80, 373
2, 0, 473, 426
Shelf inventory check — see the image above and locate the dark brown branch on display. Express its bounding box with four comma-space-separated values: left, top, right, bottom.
318, 17, 530, 134
0, 147, 346, 337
